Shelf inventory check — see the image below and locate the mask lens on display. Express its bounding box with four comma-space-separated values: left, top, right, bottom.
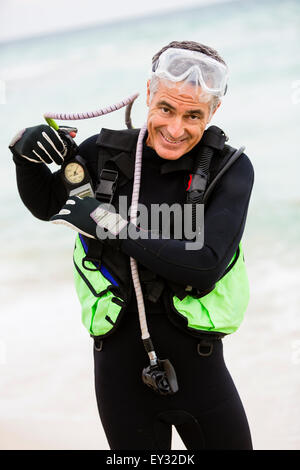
199, 60, 225, 92
168, 57, 197, 79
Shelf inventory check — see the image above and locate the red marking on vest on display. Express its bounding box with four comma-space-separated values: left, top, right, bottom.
186, 174, 192, 191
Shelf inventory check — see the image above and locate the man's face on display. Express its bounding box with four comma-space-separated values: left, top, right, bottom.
146, 80, 219, 160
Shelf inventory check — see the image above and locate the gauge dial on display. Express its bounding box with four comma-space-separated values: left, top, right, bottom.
64, 162, 85, 184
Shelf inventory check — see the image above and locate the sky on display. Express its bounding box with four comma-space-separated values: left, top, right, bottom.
0, 0, 229, 43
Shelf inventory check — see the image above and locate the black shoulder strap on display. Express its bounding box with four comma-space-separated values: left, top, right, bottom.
203, 145, 245, 204
95, 128, 139, 203
186, 126, 227, 205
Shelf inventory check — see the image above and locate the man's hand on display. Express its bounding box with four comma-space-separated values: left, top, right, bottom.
50, 196, 128, 245
9, 124, 67, 164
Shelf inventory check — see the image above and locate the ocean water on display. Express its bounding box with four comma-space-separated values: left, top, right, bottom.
0, 0, 300, 450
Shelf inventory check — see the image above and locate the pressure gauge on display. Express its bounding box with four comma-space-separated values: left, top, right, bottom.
64, 161, 85, 184
61, 154, 94, 198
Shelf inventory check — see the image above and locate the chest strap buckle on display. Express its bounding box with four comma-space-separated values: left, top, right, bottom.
95, 169, 118, 203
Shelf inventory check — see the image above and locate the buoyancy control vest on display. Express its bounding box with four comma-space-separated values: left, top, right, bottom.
72, 127, 249, 339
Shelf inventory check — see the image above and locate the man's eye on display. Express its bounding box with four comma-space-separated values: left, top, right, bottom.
189, 114, 200, 120
161, 107, 170, 113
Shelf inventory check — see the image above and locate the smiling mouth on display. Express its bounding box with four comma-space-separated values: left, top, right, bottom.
160, 131, 186, 145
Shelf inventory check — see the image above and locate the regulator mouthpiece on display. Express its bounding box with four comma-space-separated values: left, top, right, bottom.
142, 359, 179, 396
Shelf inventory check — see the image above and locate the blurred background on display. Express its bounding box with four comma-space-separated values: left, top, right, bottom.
0, 0, 299, 450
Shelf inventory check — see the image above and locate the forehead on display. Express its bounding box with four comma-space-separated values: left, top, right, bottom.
152, 80, 211, 110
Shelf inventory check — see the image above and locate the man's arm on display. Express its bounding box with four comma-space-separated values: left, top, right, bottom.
12, 133, 99, 221
13, 154, 68, 221
121, 153, 254, 291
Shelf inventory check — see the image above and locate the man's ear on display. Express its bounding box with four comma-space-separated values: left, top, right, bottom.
146, 80, 150, 106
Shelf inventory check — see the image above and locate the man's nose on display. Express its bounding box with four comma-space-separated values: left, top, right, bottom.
166, 117, 184, 139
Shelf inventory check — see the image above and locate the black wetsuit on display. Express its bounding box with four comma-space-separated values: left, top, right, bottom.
13, 129, 254, 450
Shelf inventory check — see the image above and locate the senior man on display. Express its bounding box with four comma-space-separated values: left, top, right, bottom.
10, 40, 254, 450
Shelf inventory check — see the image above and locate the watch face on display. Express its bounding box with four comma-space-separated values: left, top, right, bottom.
64, 162, 85, 184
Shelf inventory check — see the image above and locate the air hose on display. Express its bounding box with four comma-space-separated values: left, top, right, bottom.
44, 94, 178, 396
44, 92, 139, 123
130, 124, 178, 396
125, 100, 135, 129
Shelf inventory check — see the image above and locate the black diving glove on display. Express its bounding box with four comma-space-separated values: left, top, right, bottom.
50, 196, 129, 247
9, 124, 69, 165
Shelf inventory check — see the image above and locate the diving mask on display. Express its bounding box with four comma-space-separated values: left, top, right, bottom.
151, 48, 228, 99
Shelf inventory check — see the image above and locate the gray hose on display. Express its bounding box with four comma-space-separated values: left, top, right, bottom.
129, 123, 158, 365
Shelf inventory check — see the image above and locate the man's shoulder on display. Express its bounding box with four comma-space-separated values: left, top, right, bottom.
223, 143, 254, 175
78, 128, 140, 155
96, 127, 140, 152
221, 144, 255, 191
